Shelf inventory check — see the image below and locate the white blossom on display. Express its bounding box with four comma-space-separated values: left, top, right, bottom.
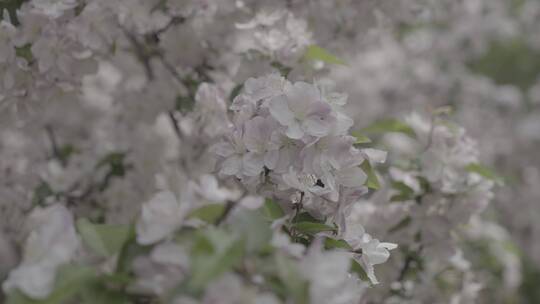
2, 205, 79, 299
136, 191, 184, 245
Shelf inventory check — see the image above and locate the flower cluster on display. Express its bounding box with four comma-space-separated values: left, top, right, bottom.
347, 112, 500, 303
219, 75, 364, 215
214, 74, 396, 283
0, 0, 533, 303
235, 10, 312, 63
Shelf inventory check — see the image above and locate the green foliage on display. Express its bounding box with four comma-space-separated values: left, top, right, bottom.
175, 95, 196, 113
465, 163, 504, 185
228, 83, 244, 103
56, 144, 77, 167
188, 228, 245, 290
360, 118, 416, 138
0, 0, 29, 25
229, 209, 273, 253
390, 181, 416, 202
96, 152, 132, 191
520, 258, 540, 304
15, 43, 33, 63
31, 180, 54, 206
351, 132, 372, 144
115, 236, 150, 275
324, 238, 353, 250
270, 61, 293, 77
303, 45, 346, 65
468, 38, 540, 91
76, 218, 133, 257
175, 76, 201, 113
360, 160, 381, 190
188, 204, 226, 223
263, 198, 285, 220
292, 222, 336, 234
275, 253, 310, 304
388, 216, 412, 233
292, 211, 320, 223
350, 260, 369, 282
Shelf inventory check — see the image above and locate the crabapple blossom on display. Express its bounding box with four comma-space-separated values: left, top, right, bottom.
0, 0, 534, 303
2, 205, 79, 299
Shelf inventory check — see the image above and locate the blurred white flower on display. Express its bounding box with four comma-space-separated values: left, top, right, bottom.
2, 204, 79, 299
30, 0, 78, 18
136, 191, 184, 245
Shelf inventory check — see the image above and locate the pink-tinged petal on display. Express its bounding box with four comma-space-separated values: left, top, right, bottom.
285, 121, 304, 139
210, 142, 235, 157
220, 155, 242, 175
264, 149, 280, 170
274, 147, 294, 173
243, 117, 267, 153
302, 115, 332, 137
242, 152, 265, 176
361, 148, 387, 163
267, 95, 295, 126
336, 167, 367, 188
282, 167, 304, 191
333, 112, 354, 134
285, 81, 321, 116
136, 191, 183, 245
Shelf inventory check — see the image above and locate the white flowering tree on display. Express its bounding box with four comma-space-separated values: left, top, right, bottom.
0, 0, 536, 303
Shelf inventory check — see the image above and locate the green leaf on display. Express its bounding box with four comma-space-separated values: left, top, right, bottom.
229, 209, 272, 253
15, 43, 33, 63
350, 259, 370, 282
115, 236, 150, 275
56, 144, 77, 166
229, 83, 244, 103
188, 228, 245, 289
293, 222, 336, 234
292, 211, 320, 223
270, 61, 292, 77
175, 95, 195, 113
188, 204, 226, 223
303, 45, 346, 65
360, 118, 416, 138
95, 152, 132, 192
80, 274, 131, 304
32, 180, 54, 206
431, 105, 453, 116
465, 163, 504, 185
263, 199, 284, 220
275, 254, 310, 304
0, 0, 29, 25
190, 233, 215, 256
390, 181, 415, 202
76, 218, 133, 257
467, 38, 540, 91
360, 160, 380, 190
351, 131, 372, 144
80, 285, 130, 304
388, 216, 412, 233
324, 238, 353, 250
189, 236, 244, 289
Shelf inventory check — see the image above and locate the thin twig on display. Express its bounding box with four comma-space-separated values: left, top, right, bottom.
167, 110, 183, 140
44, 125, 60, 161
215, 200, 236, 225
